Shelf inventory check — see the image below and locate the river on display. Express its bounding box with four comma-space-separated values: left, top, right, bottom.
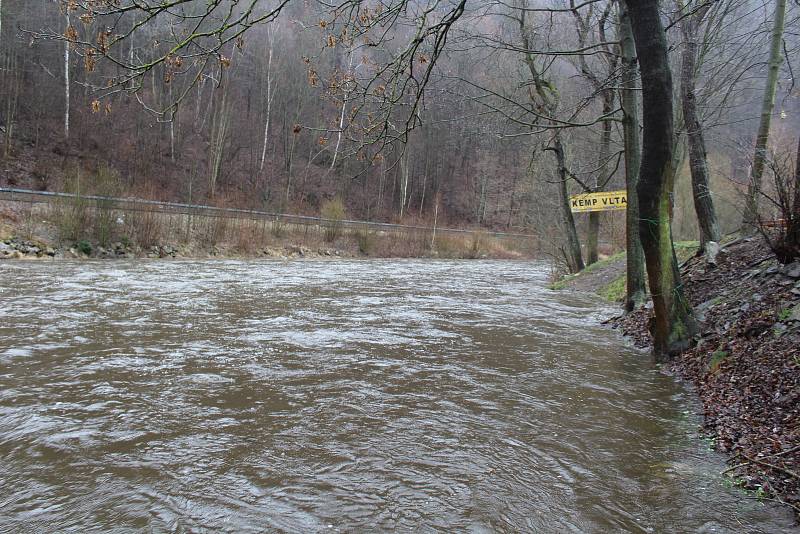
0, 260, 795, 532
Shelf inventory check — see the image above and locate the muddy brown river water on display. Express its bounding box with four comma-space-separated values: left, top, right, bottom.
0, 260, 796, 532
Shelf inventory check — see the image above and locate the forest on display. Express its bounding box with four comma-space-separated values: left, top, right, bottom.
0, 0, 799, 351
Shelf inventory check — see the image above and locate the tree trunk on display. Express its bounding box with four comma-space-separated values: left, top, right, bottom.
680, 7, 720, 253
260, 29, 276, 173
552, 136, 585, 273
63, 13, 70, 140
743, 0, 787, 231
377, 157, 386, 215
400, 148, 410, 219
209, 85, 231, 199
331, 46, 354, 170
587, 93, 613, 265
627, 0, 697, 359
619, 2, 647, 312
168, 85, 176, 163
420, 149, 429, 215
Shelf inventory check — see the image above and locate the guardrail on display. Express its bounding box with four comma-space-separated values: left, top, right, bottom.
0, 187, 536, 241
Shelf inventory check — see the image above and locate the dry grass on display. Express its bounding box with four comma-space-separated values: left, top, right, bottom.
14, 188, 531, 260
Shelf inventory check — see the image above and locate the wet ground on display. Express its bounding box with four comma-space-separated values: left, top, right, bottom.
0, 260, 795, 532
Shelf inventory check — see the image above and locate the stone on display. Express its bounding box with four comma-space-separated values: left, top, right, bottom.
784, 262, 800, 279
45, 247, 55, 257
705, 242, 721, 266
790, 304, 800, 322
697, 301, 716, 323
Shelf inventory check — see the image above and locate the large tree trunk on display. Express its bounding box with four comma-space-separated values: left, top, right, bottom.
552, 136, 585, 273
743, 0, 787, 231
619, 2, 647, 312
627, 0, 697, 359
680, 7, 720, 252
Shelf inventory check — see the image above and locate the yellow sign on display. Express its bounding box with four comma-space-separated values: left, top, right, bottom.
570, 190, 627, 213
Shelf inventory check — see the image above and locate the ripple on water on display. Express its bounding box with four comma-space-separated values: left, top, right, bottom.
0, 260, 795, 533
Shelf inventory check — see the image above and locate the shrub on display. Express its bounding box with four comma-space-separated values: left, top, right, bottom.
32, 162, 51, 191
355, 229, 375, 255
128, 210, 162, 249
469, 230, 487, 259
209, 216, 229, 246
234, 221, 262, 253
52, 167, 89, 242
320, 197, 346, 243
92, 165, 123, 247
271, 218, 286, 238
76, 239, 92, 256
759, 143, 800, 263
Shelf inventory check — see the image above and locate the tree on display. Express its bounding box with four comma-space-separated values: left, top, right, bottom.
516, 1, 584, 273
677, 0, 720, 254
618, 1, 647, 312
259, 27, 277, 175
570, 0, 618, 266
626, 0, 697, 358
742, 0, 788, 231
63, 7, 70, 139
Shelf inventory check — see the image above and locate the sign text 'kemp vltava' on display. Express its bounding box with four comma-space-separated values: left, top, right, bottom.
569, 190, 627, 213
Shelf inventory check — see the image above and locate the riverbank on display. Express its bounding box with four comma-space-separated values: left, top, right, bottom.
555, 237, 800, 517
0, 199, 531, 261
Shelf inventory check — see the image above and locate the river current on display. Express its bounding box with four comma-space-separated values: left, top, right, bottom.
0, 260, 795, 532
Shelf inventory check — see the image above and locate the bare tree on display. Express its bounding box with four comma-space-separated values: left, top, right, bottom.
259, 27, 277, 175
743, 0, 788, 231
677, 0, 720, 254
517, 0, 584, 273
63, 7, 70, 139
209, 83, 232, 198
570, 0, 618, 266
